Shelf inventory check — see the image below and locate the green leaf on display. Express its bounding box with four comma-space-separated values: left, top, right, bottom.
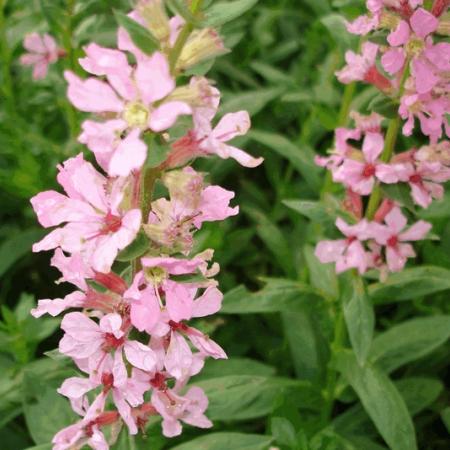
382, 182, 415, 211
320, 14, 357, 50
196, 357, 276, 380
222, 279, 322, 314
368, 266, 450, 303
166, 0, 201, 26
368, 94, 399, 119
205, 0, 259, 27
171, 432, 273, 450
335, 350, 417, 450
114, 10, 159, 55
342, 274, 374, 365
304, 245, 339, 299
334, 377, 443, 438
441, 407, 450, 433
0, 229, 44, 277
271, 417, 297, 448
195, 375, 313, 421
145, 136, 171, 168
23, 445, 52, 450
282, 307, 330, 382
221, 88, 285, 116
249, 130, 321, 190
370, 315, 450, 373
283, 200, 333, 224
243, 207, 295, 277
24, 387, 76, 445
116, 232, 150, 262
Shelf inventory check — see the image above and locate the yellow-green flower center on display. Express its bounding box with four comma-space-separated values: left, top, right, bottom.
123, 102, 149, 128
144, 267, 168, 284
406, 38, 425, 58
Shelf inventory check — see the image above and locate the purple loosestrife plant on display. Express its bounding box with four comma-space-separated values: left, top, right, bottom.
316, 1, 449, 277
25, 1, 263, 448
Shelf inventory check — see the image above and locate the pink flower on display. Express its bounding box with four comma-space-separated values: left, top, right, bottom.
20, 33, 61, 80
377, 160, 450, 207
333, 132, 386, 195
315, 127, 361, 169
152, 386, 212, 437
58, 359, 150, 434
399, 92, 450, 143
336, 42, 378, 83
381, 8, 439, 78
52, 393, 109, 450
31, 153, 141, 273
59, 312, 157, 377
315, 218, 372, 274
145, 168, 238, 252
370, 207, 431, 271
193, 110, 263, 168
66, 49, 191, 176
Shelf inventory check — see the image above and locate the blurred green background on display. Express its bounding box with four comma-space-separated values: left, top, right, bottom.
1, 1, 450, 449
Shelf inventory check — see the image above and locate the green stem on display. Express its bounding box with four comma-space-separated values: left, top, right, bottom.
320, 82, 357, 199
168, 0, 204, 73
321, 306, 346, 423
365, 62, 409, 220
61, 0, 78, 139
338, 82, 356, 127
0, 0, 16, 116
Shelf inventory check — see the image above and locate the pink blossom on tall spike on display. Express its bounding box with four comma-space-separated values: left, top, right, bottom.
315, 127, 361, 169
333, 132, 386, 195
20, 33, 62, 80
152, 386, 212, 437
65, 50, 192, 176
315, 218, 372, 274
59, 312, 158, 374
195, 110, 263, 167
381, 8, 439, 81
52, 393, 109, 450
376, 160, 450, 207
399, 91, 450, 143
370, 207, 431, 271
30, 153, 141, 273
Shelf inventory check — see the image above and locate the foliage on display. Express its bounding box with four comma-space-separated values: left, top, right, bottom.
0, 0, 449, 449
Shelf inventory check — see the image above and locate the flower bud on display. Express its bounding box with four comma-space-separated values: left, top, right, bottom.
176, 28, 228, 71
137, 0, 170, 42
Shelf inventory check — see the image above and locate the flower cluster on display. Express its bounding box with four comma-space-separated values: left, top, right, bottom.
315, 0, 449, 277
20, 32, 64, 80
28, 2, 263, 449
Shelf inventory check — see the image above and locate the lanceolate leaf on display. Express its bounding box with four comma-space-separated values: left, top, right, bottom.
335, 350, 417, 450
113, 10, 159, 55
370, 315, 450, 373
171, 432, 273, 450
342, 273, 374, 365
204, 0, 260, 27
195, 375, 316, 421
222, 279, 323, 314
368, 266, 450, 303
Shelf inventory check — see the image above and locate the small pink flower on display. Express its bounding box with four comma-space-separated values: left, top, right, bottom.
59, 312, 157, 376
399, 92, 450, 143
31, 153, 141, 273
333, 132, 386, 195
194, 110, 263, 168
377, 160, 450, 208
370, 207, 431, 271
315, 218, 372, 274
381, 8, 439, 84
152, 386, 212, 437
52, 393, 109, 450
20, 33, 61, 80
66, 50, 191, 176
